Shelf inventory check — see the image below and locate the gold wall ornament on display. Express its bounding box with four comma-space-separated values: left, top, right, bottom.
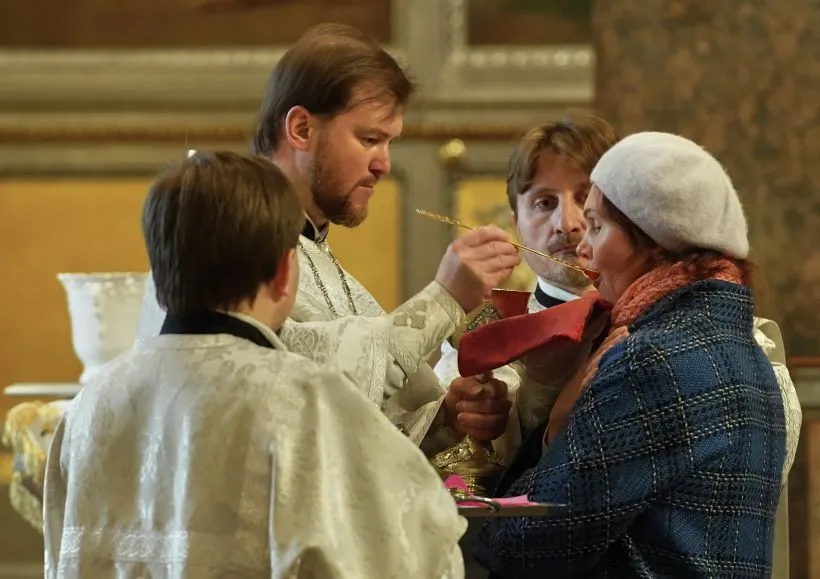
453, 182, 536, 292
438, 138, 467, 167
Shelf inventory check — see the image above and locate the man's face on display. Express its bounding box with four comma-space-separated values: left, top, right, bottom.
512, 151, 592, 291
307, 95, 403, 227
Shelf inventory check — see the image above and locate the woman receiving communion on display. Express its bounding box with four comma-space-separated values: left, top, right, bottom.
476, 132, 788, 578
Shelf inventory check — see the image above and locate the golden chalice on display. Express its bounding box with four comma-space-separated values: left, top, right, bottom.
431, 422, 506, 496
432, 289, 530, 496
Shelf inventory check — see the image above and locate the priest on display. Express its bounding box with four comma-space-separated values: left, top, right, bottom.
137, 24, 520, 456
45, 151, 467, 578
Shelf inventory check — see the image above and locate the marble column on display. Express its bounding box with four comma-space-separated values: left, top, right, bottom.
593, 2, 820, 576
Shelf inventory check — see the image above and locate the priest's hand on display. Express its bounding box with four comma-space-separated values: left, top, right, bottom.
435, 226, 521, 312
443, 376, 512, 441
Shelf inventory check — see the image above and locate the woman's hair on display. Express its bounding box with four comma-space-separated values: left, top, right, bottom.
597, 193, 755, 287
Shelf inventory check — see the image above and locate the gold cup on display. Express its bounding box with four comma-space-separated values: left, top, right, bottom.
431, 435, 506, 496
433, 289, 531, 495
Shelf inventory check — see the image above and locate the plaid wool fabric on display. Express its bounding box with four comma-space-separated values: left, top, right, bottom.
476, 280, 786, 578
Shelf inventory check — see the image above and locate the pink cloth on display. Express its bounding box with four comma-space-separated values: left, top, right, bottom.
443, 475, 537, 508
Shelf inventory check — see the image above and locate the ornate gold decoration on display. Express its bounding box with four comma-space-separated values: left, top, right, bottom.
454, 185, 536, 292
450, 299, 501, 348
431, 436, 506, 496
2, 401, 66, 533
2, 402, 62, 487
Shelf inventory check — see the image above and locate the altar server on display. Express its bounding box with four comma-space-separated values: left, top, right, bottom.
44, 151, 466, 578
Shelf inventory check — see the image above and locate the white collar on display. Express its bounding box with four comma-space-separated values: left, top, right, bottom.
226, 311, 289, 351
536, 278, 583, 303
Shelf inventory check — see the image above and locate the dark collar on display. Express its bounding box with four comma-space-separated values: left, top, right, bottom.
160, 310, 275, 350
301, 215, 329, 243
533, 284, 567, 309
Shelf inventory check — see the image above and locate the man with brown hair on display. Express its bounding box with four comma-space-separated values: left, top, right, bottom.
138, 24, 520, 457
435, 112, 619, 460
45, 152, 467, 578
429, 114, 620, 579
505, 113, 618, 312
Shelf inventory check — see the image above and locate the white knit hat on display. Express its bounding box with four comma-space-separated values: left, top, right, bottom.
590, 132, 749, 259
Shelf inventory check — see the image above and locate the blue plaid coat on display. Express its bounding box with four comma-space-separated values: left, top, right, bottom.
476, 280, 786, 578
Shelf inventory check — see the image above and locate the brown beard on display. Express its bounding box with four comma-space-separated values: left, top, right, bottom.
308, 139, 368, 228
527, 249, 590, 290
541, 233, 590, 289
545, 258, 591, 288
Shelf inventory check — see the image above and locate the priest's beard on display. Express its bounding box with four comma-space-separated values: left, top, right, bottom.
307, 142, 369, 228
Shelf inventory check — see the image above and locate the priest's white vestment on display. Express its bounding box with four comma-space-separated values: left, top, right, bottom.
44, 313, 466, 578
137, 232, 467, 453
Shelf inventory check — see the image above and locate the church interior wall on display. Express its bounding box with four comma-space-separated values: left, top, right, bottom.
2, 0, 817, 575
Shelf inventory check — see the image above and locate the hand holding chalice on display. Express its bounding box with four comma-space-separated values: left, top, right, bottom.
431, 374, 511, 496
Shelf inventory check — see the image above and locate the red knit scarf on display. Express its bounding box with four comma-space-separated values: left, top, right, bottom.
609, 256, 744, 331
